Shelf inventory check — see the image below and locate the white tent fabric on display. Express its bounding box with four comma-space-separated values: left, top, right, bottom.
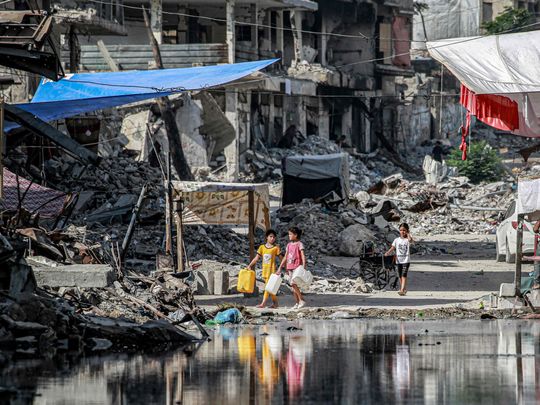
427, 31, 540, 95
427, 31, 540, 137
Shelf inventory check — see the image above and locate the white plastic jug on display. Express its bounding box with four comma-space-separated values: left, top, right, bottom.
265, 273, 282, 295
291, 265, 313, 288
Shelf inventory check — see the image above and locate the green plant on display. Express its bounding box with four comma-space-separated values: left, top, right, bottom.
447, 140, 504, 184
482, 7, 533, 35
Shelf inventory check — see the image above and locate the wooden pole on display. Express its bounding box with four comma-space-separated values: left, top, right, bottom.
248, 190, 255, 260
68, 25, 79, 73
175, 197, 185, 273
165, 152, 172, 254
142, 6, 193, 181
96, 40, 120, 72
515, 213, 524, 297
120, 183, 148, 262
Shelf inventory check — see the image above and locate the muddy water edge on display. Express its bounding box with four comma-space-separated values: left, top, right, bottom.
1, 317, 540, 404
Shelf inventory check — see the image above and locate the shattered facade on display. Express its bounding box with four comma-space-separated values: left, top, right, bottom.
1, 0, 451, 179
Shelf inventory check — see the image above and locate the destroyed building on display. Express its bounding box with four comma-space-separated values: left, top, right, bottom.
2, 0, 458, 180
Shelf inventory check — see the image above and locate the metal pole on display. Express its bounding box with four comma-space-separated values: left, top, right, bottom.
515, 213, 524, 297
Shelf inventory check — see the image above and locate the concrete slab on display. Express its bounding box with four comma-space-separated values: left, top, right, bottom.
195, 270, 214, 295
32, 264, 115, 288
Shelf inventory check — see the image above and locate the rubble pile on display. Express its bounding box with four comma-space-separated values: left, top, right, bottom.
42, 153, 164, 196
0, 289, 201, 357
273, 199, 395, 257
243, 136, 406, 192
0, 232, 204, 358
360, 174, 515, 235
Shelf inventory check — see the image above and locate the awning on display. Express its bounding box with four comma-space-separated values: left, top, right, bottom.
171, 181, 270, 231
5, 59, 278, 131
427, 31, 540, 95
427, 31, 540, 157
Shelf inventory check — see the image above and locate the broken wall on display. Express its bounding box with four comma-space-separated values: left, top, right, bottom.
322, 1, 376, 79
175, 96, 209, 168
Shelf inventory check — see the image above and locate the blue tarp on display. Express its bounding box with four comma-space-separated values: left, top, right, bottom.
6, 59, 277, 131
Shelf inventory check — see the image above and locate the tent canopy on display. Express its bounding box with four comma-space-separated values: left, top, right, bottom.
427, 31, 540, 95
171, 181, 270, 231
5, 59, 278, 131
427, 31, 540, 139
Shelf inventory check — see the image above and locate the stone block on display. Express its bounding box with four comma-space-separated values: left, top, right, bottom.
33, 264, 114, 288
195, 270, 214, 295
214, 271, 229, 295
499, 283, 515, 297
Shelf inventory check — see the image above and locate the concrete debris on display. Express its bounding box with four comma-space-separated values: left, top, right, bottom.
339, 225, 379, 257
31, 263, 115, 288
361, 173, 515, 235
243, 136, 404, 192
309, 277, 374, 294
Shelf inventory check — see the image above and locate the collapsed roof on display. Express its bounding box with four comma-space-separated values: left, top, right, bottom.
0, 10, 62, 80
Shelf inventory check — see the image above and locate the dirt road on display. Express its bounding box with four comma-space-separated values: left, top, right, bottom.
196, 234, 528, 314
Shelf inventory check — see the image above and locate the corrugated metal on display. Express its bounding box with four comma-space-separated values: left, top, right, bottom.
235, 44, 279, 63
65, 43, 228, 71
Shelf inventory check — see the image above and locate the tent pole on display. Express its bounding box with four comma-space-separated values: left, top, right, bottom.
248, 190, 255, 260
515, 213, 524, 297
165, 152, 173, 256
175, 197, 184, 273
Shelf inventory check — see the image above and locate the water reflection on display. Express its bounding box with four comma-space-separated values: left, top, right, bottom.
1, 320, 540, 404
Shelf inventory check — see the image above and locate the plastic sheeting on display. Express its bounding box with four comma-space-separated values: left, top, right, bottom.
282, 153, 350, 204
5, 59, 278, 132
517, 178, 540, 216
427, 32, 540, 95
283, 153, 348, 180
412, 0, 479, 50
427, 31, 540, 138
171, 181, 270, 231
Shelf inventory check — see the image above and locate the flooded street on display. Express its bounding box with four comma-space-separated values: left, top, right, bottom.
2, 319, 540, 404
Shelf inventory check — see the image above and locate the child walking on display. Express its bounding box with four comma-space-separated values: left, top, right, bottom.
277, 227, 306, 309
247, 229, 282, 308
385, 223, 413, 296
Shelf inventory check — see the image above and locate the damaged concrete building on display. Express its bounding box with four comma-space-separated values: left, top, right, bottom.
50, 1, 443, 178
2, 0, 450, 179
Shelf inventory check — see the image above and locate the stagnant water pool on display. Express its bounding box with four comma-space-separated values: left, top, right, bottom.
1, 319, 540, 404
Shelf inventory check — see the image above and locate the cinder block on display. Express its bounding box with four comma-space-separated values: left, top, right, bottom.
214, 271, 229, 295
499, 283, 515, 297
195, 270, 214, 295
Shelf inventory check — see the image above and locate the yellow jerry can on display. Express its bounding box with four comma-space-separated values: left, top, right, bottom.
237, 268, 255, 293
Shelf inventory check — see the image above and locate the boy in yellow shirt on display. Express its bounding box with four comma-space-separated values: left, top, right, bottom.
247, 229, 283, 308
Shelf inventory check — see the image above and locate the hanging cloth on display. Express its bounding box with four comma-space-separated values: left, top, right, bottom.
459, 84, 520, 160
